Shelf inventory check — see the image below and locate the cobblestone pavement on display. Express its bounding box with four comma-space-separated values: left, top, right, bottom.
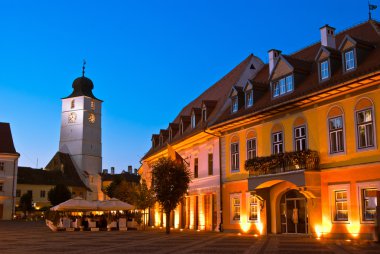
0, 221, 379, 253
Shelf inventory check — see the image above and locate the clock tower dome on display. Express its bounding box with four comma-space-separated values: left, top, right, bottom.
59, 72, 103, 200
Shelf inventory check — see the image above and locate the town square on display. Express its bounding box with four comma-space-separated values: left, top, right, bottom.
1, 1, 380, 253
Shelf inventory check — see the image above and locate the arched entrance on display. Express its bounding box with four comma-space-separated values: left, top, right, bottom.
280, 189, 308, 234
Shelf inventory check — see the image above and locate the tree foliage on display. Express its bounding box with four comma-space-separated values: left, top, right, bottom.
19, 192, 33, 216
152, 157, 191, 234
48, 184, 72, 206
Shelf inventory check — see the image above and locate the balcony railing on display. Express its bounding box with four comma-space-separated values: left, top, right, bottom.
245, 150, 319, 177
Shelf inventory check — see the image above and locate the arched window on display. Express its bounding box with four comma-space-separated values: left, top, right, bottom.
246, 130, 257, 159
230, 136, 240, 172
293, 117, 307, 151
272, 124, 284, 154
71, 99, 75, 109
355, 98, 375, 149
328, 106, 345, 154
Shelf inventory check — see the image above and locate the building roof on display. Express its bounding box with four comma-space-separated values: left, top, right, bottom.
213, 20, 380, 125
142, 54, 257, 159
101, 172, 140, 183
0, 122, 19, 155
63, 76, 102, 101
17, 152, 89, 189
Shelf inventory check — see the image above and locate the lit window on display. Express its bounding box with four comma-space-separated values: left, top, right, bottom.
320, 60, 329, 80
335, 190, 348, 221
40, 190, 46, 198
249, 196, 259, 221
246, 90, 253, 108
273, 75, 294, 98
208, 153, 213, 176
329, 116, 344, 153
91, 100, 95, 110
232, 197, 241, 221
0, 162, 4, 171
247, 138, 256, 159
71, 99, 75, 109
231, 142, 239, 171
272, 131, 283, 154
294, 125, 307, 151
345, 50, 355, 71
357, 109, 374, 149
232, 97, 238, 113
361, 188, 377, 221
191, 113, 196, 129
194, 158, 198, 178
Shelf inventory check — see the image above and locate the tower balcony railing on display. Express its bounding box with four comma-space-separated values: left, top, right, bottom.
245, 150, 319, 177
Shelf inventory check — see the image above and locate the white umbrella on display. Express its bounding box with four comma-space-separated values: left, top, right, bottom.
50, 196, 97, 211
97, 198, 135, 211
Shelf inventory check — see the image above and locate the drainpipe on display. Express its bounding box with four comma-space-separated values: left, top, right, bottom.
202, 129, 223, 232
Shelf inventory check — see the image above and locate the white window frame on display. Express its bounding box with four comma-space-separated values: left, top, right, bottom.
231, 142, 239, 172
246, 192, 260, 222
320, 60, 329, 80
273, 83, 280, 97
272, 131, 283, 154
328, 116, 345, 154
356, 108, 375, 150
202, 107, 207, 122
232, 97, 238, 113
273, 75, 294, 98
294, 125, 307, 151
357, 181, 380, 224
191, 112, 196, 129
246, 90, 253, 108
328, 183, 351, 224
230, 193, 242, 223
345, 49, 356, 71
247, 138, 256, 160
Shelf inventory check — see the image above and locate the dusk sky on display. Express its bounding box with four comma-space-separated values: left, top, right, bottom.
0, 0, 377, 172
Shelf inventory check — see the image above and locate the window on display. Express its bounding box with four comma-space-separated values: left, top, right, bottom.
329, 116, 344, 153
231, 143, 239, 171
320, 60, 329, 80
246, 90, 253, 108
232, 97, 238, 113
0, 162, 4, 171
273, 75, 293, 97
208, 153, 213, 176
361, 188, 377, 221
40, 190, 46, 198
191, 113, 196, 129
272, 132, 283, 154
335, 190, 348, 221
71, 99, 75, 109
0, 183, 3, 192
345, 50, 355, 71
202, 108, 207, 122
16, 189, 21, 197
249, 195, 259, 221
294, 126, 307, 151
194, 158, 198, 178
232, 197, 241, 221
91, 99, 95, 110
247, 138, 256, 159
357, 109, 374, 149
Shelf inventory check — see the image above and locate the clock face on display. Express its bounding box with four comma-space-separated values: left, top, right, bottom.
68, 112, 77, 123
88, 113, 96, 124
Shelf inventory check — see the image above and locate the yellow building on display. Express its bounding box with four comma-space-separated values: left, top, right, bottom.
209, 21, 380, 239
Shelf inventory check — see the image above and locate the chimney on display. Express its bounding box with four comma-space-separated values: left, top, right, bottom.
268, 49, 281, 75
128, 165, 132, 174
102, 169, 108, 174
320, 24, 336, 49
111, 167, 115, 175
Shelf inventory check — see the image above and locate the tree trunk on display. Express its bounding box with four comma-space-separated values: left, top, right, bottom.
165, 211, 170, 234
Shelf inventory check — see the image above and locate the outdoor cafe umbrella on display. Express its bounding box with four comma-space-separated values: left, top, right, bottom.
97, 198, 135, 211
50, 196, 97, 211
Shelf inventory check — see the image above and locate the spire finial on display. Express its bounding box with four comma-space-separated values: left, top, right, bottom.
82, 59, 86, 77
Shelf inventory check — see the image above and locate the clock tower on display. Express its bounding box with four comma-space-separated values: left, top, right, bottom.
59, 72, 103, 200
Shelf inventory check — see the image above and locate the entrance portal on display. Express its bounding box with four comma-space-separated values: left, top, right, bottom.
280, 189, 307, 234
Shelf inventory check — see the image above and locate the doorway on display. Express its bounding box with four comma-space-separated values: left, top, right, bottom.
280, 189, 307, 234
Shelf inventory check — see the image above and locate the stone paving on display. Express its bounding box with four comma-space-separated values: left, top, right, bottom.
0, 221, 379, 253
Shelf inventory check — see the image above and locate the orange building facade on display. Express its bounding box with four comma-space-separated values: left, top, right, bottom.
140, 20, 380, 239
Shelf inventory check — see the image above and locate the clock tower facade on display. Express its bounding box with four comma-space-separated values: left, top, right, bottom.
59, 76, 103, 200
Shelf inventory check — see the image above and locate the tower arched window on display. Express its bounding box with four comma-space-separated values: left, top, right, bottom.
91, 100, 95, 110
71, 100, 75, 109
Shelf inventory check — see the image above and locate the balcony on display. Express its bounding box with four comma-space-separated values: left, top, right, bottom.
245, 150, 319, 177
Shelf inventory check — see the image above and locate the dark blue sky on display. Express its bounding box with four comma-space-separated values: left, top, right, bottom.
0, 0, 377, 172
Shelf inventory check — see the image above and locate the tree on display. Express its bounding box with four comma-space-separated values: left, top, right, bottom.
19, 192, 33, 217
48, 184, 72, 206
152, 157, 191, 234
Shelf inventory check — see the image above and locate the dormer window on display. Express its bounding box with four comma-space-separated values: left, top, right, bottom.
246, 90, 253, 108
202, 107, 207, 122
344, 49, 355, 71
320, 60, 330, 80
232, 97, 238, 113
273, 75, 293, 98
191, 112, 196, 129
180, 121, 184, 135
